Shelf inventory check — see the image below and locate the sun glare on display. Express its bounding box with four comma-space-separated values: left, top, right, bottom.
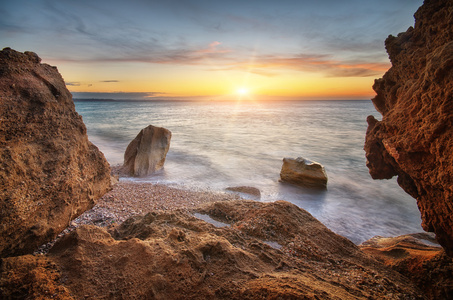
236, 87, 249, 97
237, 87, 249, 96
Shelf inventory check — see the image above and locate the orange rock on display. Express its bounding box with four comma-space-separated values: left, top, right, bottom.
360, 233, 453, 299
364, 0, 453, 255
1, 200, 424, 299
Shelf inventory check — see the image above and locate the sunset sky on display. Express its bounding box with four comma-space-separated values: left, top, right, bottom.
1, 0, 422, 100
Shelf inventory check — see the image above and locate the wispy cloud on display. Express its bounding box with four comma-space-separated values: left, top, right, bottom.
196, 41, 230, 54
210, 53, 389, 78
71, 91, 165, 100
2, 0, 416, 86
65, 81, 81, 86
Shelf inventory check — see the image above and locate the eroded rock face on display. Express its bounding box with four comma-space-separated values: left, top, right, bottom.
123, 125, 171, 177
0, 48, 111, 257
1, 201, 423, 299
280, 157, 328, 189
360, 233, 453, 300
364, 0, 453, 255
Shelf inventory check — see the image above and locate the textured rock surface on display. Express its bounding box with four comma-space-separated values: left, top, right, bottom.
123, 125, 171, 177
1, 200, 423, 299
280, 157, 328, 189
360, 233, 453, 300
364, 0, 453, 255
0, 48, 111, 257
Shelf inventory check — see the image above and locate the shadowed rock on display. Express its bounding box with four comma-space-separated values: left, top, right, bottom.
123, 125, 171, 177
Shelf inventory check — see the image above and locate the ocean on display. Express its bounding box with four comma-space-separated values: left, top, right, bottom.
74, 99, 422, 244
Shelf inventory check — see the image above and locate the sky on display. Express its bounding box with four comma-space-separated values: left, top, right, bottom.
1, 0, 423, 101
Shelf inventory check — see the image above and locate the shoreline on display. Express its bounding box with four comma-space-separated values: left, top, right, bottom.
35, 180, 242, 254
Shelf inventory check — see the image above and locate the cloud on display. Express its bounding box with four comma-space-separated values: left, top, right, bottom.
212, 53, 390, 78
65, 81, 81, 86
71, 91, 165, 100
100, 80, 119, 83
3, 0, 407, 81
196, 41, 230, 54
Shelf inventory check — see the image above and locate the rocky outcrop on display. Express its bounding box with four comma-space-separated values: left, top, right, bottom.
364, 0, 453, 255
123, 125, 171, 177
1, 200, 423, 299
0, 48, 111, 257
280, 157, 328, 189
360, 233, 453, 299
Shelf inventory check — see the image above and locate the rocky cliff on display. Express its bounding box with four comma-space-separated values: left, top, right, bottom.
0, 48, 111, 257
364, 0, 453, 255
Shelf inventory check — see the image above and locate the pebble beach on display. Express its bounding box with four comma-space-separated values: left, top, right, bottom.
35, 180, 240, 254
78, 180, 241, 225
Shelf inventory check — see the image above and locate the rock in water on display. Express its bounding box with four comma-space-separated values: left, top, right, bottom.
280, 157, 328, 189
364, 0, 453, 255
226, 186, 261, 199
0, 48, 111, 257
123, 125, 171, 176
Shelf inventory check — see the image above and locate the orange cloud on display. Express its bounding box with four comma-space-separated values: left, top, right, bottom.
196, 41, 231, 54
213, 54, 390, 78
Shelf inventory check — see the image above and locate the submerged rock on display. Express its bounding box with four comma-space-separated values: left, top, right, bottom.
364, 0, 453, 255
0, 48, 111, 257
226, 186, 261, 199
123, 125, 171, 177
280, 157, 327, 189
1, 200, 423, 299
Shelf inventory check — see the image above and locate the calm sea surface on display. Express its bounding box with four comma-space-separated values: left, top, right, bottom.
74, 100, 422, 244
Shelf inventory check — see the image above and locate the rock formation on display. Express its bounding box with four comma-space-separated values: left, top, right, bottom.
1, 200, 423, 299
123, 125, 171, 177
0, 48, 111, 257
280, 157, 328, 189
364, 0, 453, 255
360, 233, 453, 299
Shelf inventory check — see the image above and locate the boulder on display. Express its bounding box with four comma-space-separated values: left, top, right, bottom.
280, 157, 327, 189
364, 0, 453, 255
123, 125, 171, 177
0, 48, 111, 257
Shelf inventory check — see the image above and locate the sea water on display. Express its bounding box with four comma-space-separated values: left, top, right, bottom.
74, 99, 423, 244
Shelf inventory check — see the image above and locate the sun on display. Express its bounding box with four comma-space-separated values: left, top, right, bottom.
236, 87, 249, 96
